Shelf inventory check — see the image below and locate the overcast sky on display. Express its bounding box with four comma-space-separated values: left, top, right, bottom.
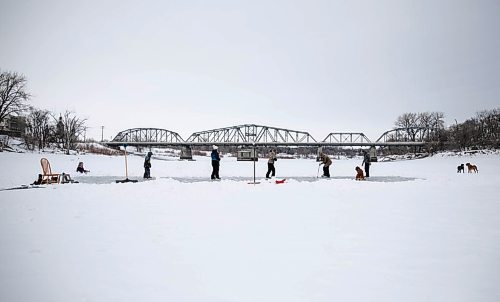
1, 0, 499, 141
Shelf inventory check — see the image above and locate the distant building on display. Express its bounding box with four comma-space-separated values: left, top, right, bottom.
0, 115, 27, 137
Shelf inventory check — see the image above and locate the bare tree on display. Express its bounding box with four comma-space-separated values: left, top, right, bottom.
53, 110, 87, 154
430, 112, 445, 129
475, 108, 500, 146
418, 111, 445, 140
441, 109, 500, 150
394, 112, 419, 140
395, 112, 419, 128
25, 107, 52, 150
0, 71, 31, 125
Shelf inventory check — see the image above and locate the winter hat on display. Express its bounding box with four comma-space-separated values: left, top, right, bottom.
147, 151, 153, 156
213, 145, 218, 150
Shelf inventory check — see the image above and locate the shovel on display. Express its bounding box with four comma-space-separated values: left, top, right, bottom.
116, 145, 138, 183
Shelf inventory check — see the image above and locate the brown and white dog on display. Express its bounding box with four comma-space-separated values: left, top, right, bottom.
466, 163, 478, 173
355, 166, 365, 180
457, 164, 465, 173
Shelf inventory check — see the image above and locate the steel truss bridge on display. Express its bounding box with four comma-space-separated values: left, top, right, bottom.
187, 124, 316, 144
107, 124, 437, 148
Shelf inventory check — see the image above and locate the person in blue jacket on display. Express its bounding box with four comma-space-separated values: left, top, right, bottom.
211, 145, 221, 180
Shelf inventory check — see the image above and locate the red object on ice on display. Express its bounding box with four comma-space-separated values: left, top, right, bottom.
275, 179, 286, 184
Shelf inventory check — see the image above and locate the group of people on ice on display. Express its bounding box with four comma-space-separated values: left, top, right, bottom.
318, 149, 370, 179
143, 146, 372, 180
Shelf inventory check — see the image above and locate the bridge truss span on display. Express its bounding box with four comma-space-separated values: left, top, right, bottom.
106, 126, 437, 148
111, 128, 185, 144
186, 124, 317, 144
322, 132, 371, 144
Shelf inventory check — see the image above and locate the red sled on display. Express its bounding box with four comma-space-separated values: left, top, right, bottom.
275, 179, 286, 184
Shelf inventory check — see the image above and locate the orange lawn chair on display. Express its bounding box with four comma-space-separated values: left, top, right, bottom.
40, 158, 61, 184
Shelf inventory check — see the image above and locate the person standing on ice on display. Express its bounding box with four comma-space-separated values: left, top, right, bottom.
265, 149, 277, 179
211, 145, 221, 180
362, 150, 371, 177
319, 152, 332, 178
143, 151, 153, 179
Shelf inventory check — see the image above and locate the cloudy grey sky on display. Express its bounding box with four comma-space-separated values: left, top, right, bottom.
1, 0, 499, 141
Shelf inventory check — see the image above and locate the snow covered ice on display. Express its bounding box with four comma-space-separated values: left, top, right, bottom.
0, 151, 499, 302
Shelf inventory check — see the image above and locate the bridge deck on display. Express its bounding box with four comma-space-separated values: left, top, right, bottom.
105, 141, 425, 147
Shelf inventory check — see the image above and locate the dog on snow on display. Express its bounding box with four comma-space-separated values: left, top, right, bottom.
466, 163, 478, 173
355, 166, 365, 180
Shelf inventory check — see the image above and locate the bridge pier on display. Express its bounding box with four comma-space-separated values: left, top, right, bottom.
316, 147, 323, 162
180, 146, 193, 160
369, 146, 378, 162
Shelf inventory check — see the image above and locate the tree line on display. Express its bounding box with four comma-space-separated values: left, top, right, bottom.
392, 110, 499, 150
1, 70, 87, 154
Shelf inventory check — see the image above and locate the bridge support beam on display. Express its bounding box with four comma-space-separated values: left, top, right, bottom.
369, 146, 378, 162
316, 147, 323, 162
180, 146, 193, 160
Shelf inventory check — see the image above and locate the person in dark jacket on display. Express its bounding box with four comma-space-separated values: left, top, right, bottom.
211, 145, 221, 180
76, 162, 89, 173
266, 149, 277, 179
362, 150, 371, 177
143, 151, 153, 179
319, 152, 332, 177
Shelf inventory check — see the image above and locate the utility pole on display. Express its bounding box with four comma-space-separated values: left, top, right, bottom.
101, 126, 104, 142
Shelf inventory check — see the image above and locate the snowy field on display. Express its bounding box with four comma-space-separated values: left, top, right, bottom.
0, 151, 499, 302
